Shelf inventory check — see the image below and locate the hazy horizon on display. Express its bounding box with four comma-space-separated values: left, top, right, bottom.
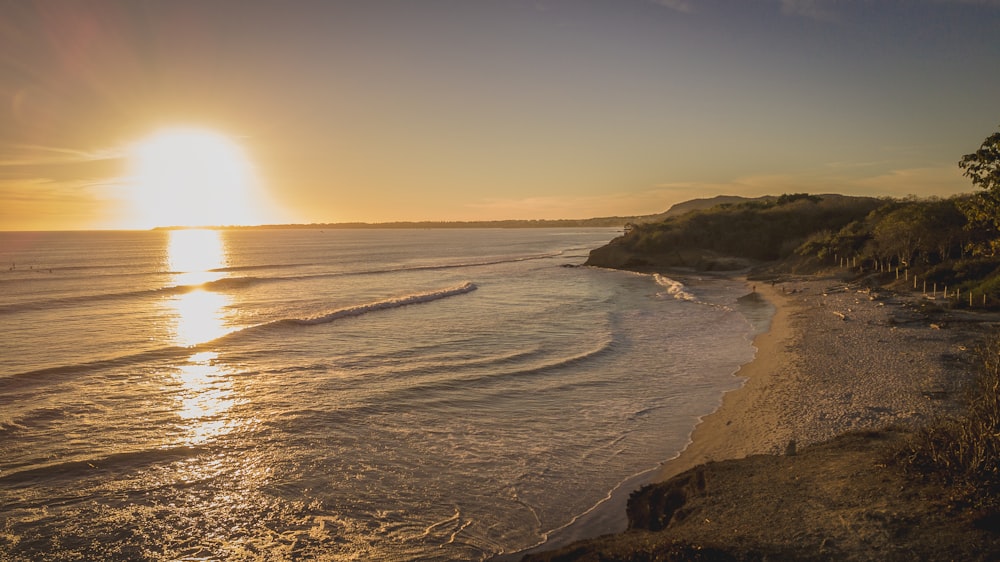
2, 1, 998, 230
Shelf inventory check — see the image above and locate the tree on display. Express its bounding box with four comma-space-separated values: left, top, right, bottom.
873, 204, 925, 265
959, 127, 1000, 256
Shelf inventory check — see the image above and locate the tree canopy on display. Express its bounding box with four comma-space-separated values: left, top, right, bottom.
959, 126, 1000, 256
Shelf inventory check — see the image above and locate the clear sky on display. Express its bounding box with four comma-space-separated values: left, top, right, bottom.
2, 0, 999, 230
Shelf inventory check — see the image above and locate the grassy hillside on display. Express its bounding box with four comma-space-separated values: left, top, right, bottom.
586, 192, 1000, 306
586, 193, 883, 270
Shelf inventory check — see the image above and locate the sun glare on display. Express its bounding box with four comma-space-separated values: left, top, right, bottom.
165, 229, 233, 347
126, 127, 269, 228
168, 228, 226, 285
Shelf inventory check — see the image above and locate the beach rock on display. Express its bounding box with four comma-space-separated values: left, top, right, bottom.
522, 431, 1000, 561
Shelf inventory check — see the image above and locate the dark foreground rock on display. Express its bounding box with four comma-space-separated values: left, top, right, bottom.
522, 430, 1000, 561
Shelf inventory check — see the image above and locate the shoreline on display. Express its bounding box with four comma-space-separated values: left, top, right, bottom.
519, 270, 990, 560
655, 272, 983, 481
656, 279, 794, 482
505, 273, 780, 559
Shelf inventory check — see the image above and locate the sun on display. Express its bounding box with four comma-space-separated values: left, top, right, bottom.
125, 127, 271, 228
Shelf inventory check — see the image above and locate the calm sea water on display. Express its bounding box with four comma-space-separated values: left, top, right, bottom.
0, 228, 766, 561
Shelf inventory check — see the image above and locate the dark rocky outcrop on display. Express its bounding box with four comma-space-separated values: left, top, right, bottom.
522, 431, 1000, 561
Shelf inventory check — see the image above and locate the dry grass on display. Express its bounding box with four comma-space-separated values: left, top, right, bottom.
897, 333, 1000, 511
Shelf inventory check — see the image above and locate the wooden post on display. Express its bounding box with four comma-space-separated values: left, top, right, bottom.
933, 283, 937, 297
914, 275, 918, 289
923, 280, 927, 294
971, 292, 974, 307
905, 269, 908, 281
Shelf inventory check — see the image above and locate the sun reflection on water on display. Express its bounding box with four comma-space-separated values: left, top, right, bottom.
174, 351, 238, 446
169, 228, 226, 286
172, 289, 231, 347
165, 229, 233, 347
163, 230, 243, 446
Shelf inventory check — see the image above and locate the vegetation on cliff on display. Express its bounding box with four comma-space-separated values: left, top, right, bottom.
586, 125, 1000, 307
586, 193, 883, 269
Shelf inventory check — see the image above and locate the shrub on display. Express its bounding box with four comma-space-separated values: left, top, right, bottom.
897, 334, 1000, 510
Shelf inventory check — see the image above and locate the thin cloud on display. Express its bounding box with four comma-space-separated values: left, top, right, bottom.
0, 176, 122, 230
848, 165, 969, 198
779, 0, 840, 22
650, 0, 696, 14
654, 166, 970, 207
465, 190, 682, 220
934, 0, 1000, 6
779, 0, 1000, 22
0, 144, 123, 167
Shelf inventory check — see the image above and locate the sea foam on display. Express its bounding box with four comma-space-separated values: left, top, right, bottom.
653, 274, 697, 302
289, 282, 478, 326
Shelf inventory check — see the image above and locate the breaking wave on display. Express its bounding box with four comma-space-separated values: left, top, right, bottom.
653, 274, 697, 302
282, 282, 478, 326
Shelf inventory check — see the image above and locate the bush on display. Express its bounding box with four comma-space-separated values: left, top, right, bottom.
897, 334, 1000, 510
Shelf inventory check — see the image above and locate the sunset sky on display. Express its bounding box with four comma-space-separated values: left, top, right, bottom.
2, 0, 999, 230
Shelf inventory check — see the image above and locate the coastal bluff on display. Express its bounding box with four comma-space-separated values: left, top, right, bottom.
584, 237, 754, 271
584, 194, 882, 271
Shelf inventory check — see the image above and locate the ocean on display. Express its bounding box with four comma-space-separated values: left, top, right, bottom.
0, 228, 768, 561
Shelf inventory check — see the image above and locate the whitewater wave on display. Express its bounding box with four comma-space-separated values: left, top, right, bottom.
283, 282, 478, 326
4, 283, 478, 383
0, 251, 539, 314
653, 274, 697, 302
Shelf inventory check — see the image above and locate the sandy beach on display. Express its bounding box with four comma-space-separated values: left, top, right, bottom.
523, 270, 997, 560
659, 273, 978, 481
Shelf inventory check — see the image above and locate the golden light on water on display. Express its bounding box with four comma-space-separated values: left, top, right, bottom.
175, 351, 237, 446
173, 290, 231, 347
163, 231, 243, 446
168, 228, 226, 286
165, 229, 232, 346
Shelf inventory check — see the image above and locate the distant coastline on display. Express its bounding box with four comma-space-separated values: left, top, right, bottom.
152, 218, 633, 230
149, 195, 778, 231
